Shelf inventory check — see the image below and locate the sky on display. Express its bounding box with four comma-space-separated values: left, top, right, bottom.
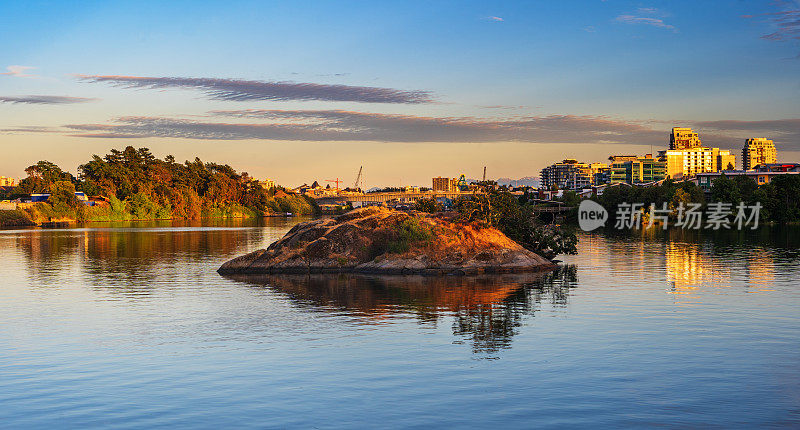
1, 0, 799, 187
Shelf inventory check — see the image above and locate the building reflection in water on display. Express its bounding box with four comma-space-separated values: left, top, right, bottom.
224, 267, 577, 356
664, 242, 719, 293
577, 228, 785, 301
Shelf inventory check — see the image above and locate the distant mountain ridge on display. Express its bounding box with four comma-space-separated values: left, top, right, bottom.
495, 177, 540, 188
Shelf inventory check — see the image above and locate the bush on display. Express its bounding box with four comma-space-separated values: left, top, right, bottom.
0, 210, 35, 227
387, 217, 434, 253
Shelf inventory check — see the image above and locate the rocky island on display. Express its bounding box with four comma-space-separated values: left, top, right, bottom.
218, 207, 556, 275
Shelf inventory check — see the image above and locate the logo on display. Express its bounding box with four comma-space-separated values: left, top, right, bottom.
578, 200, 608, 231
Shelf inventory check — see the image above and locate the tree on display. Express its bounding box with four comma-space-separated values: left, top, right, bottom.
48, 181, 80, 216
414, 197, 443, 213
454, 184, 577, 259
710, 175, 741, 205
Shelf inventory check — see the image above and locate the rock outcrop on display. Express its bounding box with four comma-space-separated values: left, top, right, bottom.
218, 207, 556, 275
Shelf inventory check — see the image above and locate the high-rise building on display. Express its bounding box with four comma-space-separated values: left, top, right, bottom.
742, 138, 777, 170
540, 159, 593, 190
659, 128, 737, 179
661, 147, 719, 179
590, 163, 610, 185
610, 154, 666, 184
670, 127, 702, 150
431, 177, 457, 192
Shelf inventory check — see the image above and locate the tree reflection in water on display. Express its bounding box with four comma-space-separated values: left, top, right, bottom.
225, 266, 578, 357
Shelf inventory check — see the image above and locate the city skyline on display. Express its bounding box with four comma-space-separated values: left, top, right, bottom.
1, 0, 799, 186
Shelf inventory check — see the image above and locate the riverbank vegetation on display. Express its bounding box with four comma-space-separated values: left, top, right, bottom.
0, 210, 36, 228
2, 146, 319, 223
590, 175, 800, 225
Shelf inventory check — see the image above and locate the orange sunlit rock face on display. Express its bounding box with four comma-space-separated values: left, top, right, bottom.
219, 207, 556, 275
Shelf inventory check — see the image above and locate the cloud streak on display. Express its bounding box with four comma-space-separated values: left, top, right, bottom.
1, 65, 37, 78
753, 9, 800, 41
692, 119, 800, 144
77, 75, 433, 104
61, 109, 666, 145
0, 95, 97, 105
615, 14, 675, 30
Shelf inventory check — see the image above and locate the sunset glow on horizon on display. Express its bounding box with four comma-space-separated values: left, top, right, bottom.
1, 0, 798, 187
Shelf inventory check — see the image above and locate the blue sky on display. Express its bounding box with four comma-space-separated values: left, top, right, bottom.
1, 0, 798, 186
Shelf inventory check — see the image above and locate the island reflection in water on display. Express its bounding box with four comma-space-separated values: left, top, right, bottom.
2, 221, 799, 427
223, 268, 577, 355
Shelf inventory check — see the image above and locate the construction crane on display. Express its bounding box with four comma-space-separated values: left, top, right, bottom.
325, 178, 343, 190
353, 166, 363, 191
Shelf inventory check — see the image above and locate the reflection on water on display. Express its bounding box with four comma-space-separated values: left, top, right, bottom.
225, 268, 577, 355
1, 220, 799, 428
576, 226, 799, 301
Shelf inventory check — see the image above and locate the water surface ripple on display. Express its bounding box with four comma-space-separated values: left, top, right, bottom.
1, 219, 798, 428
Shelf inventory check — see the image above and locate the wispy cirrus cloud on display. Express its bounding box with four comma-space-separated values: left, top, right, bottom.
0, 95, 97, 105
615, 7, 675, 31
0, 126, 62, 135
615, 15, 675, 30
745, 9, 800, 41
76, 75, 433, 104
485, 16, 504, 22
742, 3, 800, 57
1, 65, 37, 78
60, 109, 666, 145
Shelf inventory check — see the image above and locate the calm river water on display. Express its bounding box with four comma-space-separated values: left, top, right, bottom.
1, 218, 798, 428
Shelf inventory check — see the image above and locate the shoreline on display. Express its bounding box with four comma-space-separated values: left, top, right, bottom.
0, 209, 304, 229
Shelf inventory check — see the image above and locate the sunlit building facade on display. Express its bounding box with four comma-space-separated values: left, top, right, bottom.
432, 176, 457, 192
742, 138, 777, 170
610, 154, 666, 184
669, 127, 703, 150
718, 150, 736, 171
540, 159, 593, 190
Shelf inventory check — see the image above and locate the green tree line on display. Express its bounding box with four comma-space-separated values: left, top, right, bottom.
591, 175, 800, 225
2, 146, 318, 222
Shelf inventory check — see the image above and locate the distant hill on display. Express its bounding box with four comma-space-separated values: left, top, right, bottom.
496, 177, 540, 188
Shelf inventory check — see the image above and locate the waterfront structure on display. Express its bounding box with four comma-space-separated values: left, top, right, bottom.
696, 163, 800, 190
540, 159, 593, 190
0, 176, 16, 187
610, 154, 666, 184
742, 138, 777, 170
670, 127, 703, 150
